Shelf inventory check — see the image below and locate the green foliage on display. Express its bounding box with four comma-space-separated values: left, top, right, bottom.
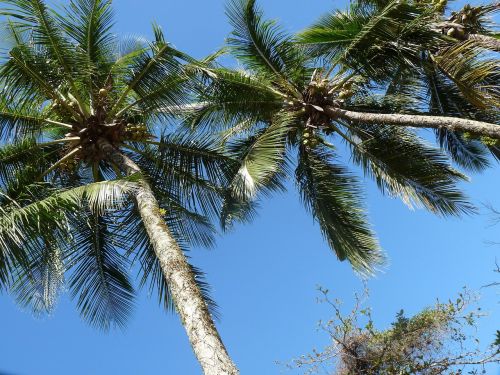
288, 288, 500, 374
296, 146, 383, 274
347, 125, 475, 216
186, 0, 490, 275
0, 0, 234, 330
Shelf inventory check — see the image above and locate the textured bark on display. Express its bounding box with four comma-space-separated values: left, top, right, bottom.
97, 139, 239, 375
325, 106, 500, 139
468, 34, 500, 52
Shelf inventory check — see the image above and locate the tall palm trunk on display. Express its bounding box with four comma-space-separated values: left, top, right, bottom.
97, 139, 239, 375
325, 106, 500, 139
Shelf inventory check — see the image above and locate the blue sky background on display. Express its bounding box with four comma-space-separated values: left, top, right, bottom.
0, 0, 499, 374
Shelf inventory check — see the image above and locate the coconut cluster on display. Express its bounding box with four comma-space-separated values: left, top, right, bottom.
298, 79, 356, 149
450, 5, 484, 33
64, 119, 151, 161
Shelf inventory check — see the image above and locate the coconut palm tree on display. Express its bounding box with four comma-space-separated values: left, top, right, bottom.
297, 0, 500, 168
0, 1, 239, 374
182, 0, 498, 274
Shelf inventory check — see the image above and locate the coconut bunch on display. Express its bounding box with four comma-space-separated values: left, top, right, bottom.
450, 4, 495, 34
123, 123, 151, 141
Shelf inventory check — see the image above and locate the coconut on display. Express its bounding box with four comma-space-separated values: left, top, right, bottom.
99, 88, 108, 97
447, 28, 456, 36
338, 90, 352, 99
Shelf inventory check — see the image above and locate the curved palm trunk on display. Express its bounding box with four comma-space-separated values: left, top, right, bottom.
325, 106, 500, 140
97, 139, 239, 375
468, 34, 500, 52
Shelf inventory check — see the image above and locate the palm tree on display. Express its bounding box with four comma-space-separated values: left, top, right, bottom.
0, 1, 239, 374
297, 0, 500, 167
181, 0, 499, 274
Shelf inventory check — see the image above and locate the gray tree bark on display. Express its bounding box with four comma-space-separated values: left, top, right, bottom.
97, 139, 239, 375
468, 34, 500, 52
325, 107, 500, 140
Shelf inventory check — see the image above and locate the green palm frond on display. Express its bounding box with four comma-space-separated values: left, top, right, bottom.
432, 41, 500, 109
184, 67, 284, 132
129, 132, 238, 220
11, 236, 65, 315
226, 0, 306, 91
0, 139, 57, 185
0, 177, 137, 248
0, 97, 71, 140
2, 0, 87, 111
298, 0, 443, 80
58, 0, 115, 91
69, 211, 134, 330
109, 25, 186, 118
1, 43, 65, 105
225, 112, 292, 202
296, 145, 383, 275
297, 4, 372, 61
345, 124, 476, 216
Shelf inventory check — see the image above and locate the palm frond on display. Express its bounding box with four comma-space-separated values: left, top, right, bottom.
346, 124, 476, 216
226, 0, 306, 91
68, 211, 134, 330
58, 0, 115, 92
225, 111, 292, 201
109, 25, 186, 118
11, 236, 65, 316
2, 0, 87, 111
129, 132, 237, 220
432, 41, 500, 109
298, 0, 443, 81
184, 67, 284, 132
296, 145, 383, 275
423, 67, 494, 171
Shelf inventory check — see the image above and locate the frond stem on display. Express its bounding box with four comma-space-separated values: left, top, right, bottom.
41, 146, 81, 178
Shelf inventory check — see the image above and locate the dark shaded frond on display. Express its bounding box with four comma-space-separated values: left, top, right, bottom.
423, 68, 494, 171
11, 237, 65, 316
129, 132, 238, 220
296, 145, 383, 275
346, 124, 476, 216
69, 211, 134, 330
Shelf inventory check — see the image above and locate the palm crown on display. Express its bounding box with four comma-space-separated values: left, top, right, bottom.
298, 0, 500, 168
0, 0, 237, 330
184, 0, 498, 274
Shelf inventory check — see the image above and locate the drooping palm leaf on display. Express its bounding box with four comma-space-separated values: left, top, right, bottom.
296, 145, 383, 275
345, 124, 475, 216
68, 211, 134, 330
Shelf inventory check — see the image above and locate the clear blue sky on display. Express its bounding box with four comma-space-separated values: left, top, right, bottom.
0, 1, 499, 374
